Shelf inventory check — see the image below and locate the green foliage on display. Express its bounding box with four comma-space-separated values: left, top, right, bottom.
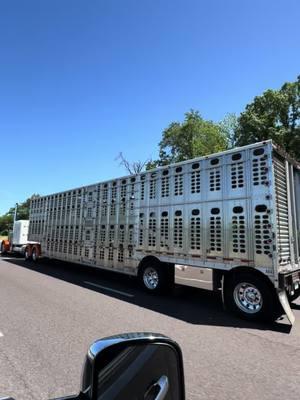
0, 196, 37, 235
146, 110, 229, 169
219, 113, 238, 149
234, 76, 300, 160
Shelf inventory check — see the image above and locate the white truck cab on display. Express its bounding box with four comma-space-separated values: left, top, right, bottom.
1, 220, 29, 255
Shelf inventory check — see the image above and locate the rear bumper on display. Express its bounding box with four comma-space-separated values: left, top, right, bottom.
279, 269, 300, 299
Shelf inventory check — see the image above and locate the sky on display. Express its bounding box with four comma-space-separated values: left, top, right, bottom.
0, 0, 299, 214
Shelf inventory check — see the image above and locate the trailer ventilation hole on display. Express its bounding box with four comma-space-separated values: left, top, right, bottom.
174, 173, 183, 196
148, 213, 157, 247
118, 248, 124, 263
252, 149, 268, 186
128, 225, 134, 244
233, 206, 243, 214
161, 175, 170, 198
190, 210, 201, 250
232, 153, 242, 161
176, 167, 182, 173
209, 168, 221, 191
255, 205, 267, 212
253, 148, 264, 156
99, 248, 105, 260
100, 227, 106, 243
119, 228, 125, 244
211, 208, 220, 215
192, 162, 200, 170
109, 227, 115, 242
160, 212, 169, 247
111, 185, 117, 201
254, 208, 272, 256
108, 247, 114, 261
149, 177, 157, 199
210, 213, 222, 252
140, 180, 145, 201
231, 162, 244, 189
211, 158, 219, 165
191, 169, 201, 194
174, 212, 183, 248
101, 204, 107, 217
118, 200, 125, 216
102, 187, 108, 201
139, 214, 144, 246
162, 169, 169, 176
130, 201, 134, 213
120, 182, 127, 198
232, 211, 246, 254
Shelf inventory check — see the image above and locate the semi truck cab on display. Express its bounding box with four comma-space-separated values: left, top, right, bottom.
0, 220, 30, 255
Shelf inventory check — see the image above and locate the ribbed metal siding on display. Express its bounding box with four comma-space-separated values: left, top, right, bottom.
273, 157, 290, 264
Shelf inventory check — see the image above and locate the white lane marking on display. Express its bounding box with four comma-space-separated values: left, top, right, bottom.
84, 281, 134, 298
0, 332, 4, 337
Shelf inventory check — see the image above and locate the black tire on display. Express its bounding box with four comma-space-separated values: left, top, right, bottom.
24, 247, 31, 261
139, 261, 173, 294
31, 248, 38, 263
224, 272, 276, 322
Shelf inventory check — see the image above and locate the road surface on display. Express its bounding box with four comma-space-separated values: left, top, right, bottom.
0, 256, 300, 399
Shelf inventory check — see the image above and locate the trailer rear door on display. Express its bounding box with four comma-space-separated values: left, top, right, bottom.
273, 152, 300, 269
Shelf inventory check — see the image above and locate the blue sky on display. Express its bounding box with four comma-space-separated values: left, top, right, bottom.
0, 0, 299, 214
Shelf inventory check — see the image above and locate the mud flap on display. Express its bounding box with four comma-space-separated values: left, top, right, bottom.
278, 289, 295, 325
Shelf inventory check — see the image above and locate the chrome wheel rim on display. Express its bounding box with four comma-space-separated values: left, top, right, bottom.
233, 282, 262, 314
143, 267, 159, 290
25, 249, 29, 259
32, 251, 37, 261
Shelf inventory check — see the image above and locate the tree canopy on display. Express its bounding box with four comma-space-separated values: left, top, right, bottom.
234, 76, 300, 160
146, 110, 228, 169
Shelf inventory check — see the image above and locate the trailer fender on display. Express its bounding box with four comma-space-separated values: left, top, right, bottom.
278, 289, 295, 325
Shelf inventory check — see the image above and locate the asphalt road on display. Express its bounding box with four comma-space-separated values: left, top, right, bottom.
0, 256, 300, 400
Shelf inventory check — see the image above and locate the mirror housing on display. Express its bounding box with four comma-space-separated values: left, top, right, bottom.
81, 332, 185, 400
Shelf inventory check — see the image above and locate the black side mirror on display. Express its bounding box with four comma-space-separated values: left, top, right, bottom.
81, 332, 185, 400
0, 333, 185, 400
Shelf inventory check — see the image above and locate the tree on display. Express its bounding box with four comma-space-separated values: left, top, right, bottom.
219, 113, 238, 149
146, 110, 229, 169
234, 76, 300, 160
116, 152, 149, 175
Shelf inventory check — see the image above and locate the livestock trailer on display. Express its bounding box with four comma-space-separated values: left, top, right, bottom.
25, 140, 300, 323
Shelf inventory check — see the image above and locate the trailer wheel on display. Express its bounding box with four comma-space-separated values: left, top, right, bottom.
139, 261, 171, 294
24, 247, 31, 261
31, 247, 38, 263
225, 273, 275, 321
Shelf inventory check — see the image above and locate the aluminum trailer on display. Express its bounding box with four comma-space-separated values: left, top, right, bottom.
25, 140, 300, 323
